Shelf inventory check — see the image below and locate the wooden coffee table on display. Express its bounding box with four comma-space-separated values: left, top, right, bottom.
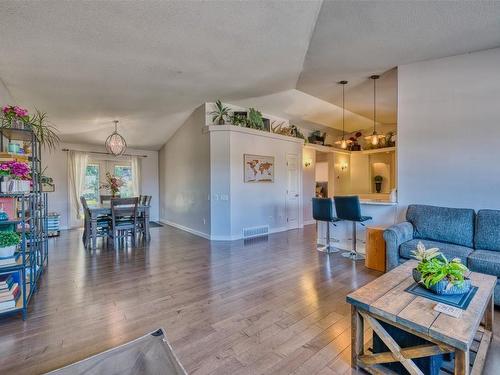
347, 260, 495, 375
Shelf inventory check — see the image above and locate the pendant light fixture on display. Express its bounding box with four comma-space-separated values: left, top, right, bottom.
105, 120, 127, 156
339, 80, 348, 149
370, 75, 380, 146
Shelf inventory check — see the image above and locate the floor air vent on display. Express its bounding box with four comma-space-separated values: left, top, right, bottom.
243, 225, 269, 239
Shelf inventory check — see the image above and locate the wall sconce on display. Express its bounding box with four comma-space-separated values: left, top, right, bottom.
341, 162, 348, 171
304, 160, 312, 168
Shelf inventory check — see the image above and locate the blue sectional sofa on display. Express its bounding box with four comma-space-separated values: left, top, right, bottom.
384, 204, 500, 305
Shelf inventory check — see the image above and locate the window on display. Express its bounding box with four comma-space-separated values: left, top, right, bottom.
114, 165, 133, 198
83, 164, 100, 205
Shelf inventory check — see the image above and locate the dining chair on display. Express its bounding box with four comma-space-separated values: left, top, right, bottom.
109, 197, 139, 248
80, 196, 110, 248
137, 195, 152, 237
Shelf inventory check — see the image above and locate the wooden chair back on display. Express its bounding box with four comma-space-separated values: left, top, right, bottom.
110, 197, 139, 229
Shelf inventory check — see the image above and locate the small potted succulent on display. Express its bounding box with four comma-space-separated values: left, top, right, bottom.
210, 100, 231, 125
374, 175, 383, 193
0, 231, 21, 258
412, 242, 471, 295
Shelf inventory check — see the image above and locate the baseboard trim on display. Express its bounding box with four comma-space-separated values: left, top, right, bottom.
303, 220, 315, 226
160, 220, 211, 240
159, 220, 300, 241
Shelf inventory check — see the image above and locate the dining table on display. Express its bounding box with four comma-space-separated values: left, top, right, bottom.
85, 202, 151, 250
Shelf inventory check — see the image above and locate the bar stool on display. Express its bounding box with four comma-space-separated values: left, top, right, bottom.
334, 195, 372, 260
312, 198, 341, 253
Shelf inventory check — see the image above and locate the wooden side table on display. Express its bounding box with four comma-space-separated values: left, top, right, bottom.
365, 226, 387, 272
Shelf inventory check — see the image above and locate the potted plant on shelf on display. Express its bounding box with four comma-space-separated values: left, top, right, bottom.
100, 172, 124, 198
210, 100, 231, 125
0, 231, 20, 258
0, 106, 29, 129
230, 113, 247, 127
374, 175, 383, 193
0, 161, 31, 193
246, 108, 264, 130
411, 242, 471, 295
308, 130, 326, 145
29, 109, 60, 151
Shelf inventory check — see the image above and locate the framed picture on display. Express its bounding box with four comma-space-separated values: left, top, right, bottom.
244, 154, 274, 183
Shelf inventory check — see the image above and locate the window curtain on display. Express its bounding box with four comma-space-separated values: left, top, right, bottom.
130, 156, 141, 197
68, 151, 88, 227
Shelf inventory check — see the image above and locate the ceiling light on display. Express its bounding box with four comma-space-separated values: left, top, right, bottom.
339, 80, 348, 149
105, 120, 127, 156
365, 75, 385, 146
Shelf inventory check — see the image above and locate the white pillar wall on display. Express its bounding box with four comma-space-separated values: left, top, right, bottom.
316, 203, 398, 252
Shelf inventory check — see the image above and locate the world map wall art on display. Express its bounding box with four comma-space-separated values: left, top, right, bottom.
244, 154, 274, 183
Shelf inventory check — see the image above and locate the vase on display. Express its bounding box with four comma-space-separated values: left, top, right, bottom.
412, 268, 471, 295
375, 182, 382, 193
10, 118, 24, 129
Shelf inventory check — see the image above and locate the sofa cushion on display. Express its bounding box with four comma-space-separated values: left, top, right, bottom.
406, 204, 475, 248
468, 250, 500, 278
400, 239, 473, 264
475, 210, 500, 252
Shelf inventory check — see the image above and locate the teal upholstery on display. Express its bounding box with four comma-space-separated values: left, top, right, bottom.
312, 198, 340, 223
384, 221, 414, 270
475, 210, 500, 251
406, 204, 475, 248
334, 196, 372, 222
468, 250, 500, 278
400, 239, 472, 264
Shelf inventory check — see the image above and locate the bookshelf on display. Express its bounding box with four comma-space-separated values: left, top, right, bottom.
0, 128, 48, 320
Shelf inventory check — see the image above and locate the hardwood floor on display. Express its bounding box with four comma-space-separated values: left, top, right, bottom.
0, 225, 498, 374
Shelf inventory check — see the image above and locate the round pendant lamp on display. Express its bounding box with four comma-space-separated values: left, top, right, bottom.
105, 120, 127, 156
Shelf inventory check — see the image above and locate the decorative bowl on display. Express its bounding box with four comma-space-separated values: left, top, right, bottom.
412, 268, 471, 295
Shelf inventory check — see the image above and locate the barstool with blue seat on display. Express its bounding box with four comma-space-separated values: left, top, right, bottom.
312, 198, 341, 253
334, 195, 372, 260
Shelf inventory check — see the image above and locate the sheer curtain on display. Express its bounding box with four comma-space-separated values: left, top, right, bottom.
68, 151, 88, 228
130, 156, 141, 197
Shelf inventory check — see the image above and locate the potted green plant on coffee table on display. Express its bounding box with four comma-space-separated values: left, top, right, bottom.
0, 231, 21, 258
411, 242, 471, 295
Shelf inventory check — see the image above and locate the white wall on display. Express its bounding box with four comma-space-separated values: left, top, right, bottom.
229, 129, 303, 239
43, 143, 159, 229
302, 147, 316, 224
398, 48, 500, 211
159, 106, 211, 237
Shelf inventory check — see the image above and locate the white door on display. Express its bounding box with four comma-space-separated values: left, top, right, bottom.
286, 153, 300, 229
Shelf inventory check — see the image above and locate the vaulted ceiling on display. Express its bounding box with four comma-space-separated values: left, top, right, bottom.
0, 1, 499, 150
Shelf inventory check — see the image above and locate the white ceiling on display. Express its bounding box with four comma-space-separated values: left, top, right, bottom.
0, 1, 499, 150
297, 1, 500, 124
0, 1, 322, 149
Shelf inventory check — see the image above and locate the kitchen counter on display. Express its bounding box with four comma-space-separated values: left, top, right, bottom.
360, 199, 397, 206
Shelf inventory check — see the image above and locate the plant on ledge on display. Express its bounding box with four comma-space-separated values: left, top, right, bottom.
210, 100, 231, 125
246, 108, 264, 130
100, 172, 124, 198
230, 113, 247, 127
411, 242, 470, 295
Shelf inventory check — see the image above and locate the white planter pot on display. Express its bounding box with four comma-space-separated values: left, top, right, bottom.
18, 180, 30, 192
0, 180, 30, 193
0, 245, 17, 258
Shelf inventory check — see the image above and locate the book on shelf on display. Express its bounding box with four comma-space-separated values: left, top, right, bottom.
0, 274, 14, 290
0, 255, 19, 267
0, 282, 20, 311
0, 283, 19, 301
